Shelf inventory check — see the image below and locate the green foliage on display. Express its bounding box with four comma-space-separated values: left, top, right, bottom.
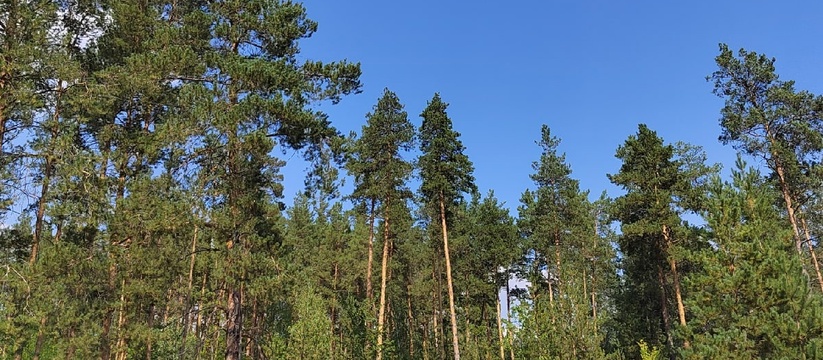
680, 159, 823, 359
287, 288, 334, 360
608, 124, 715, 356
419, 93, 476, 213
638, 339, 661, 360
516, 125, 615, 358
1, 3, 823, 359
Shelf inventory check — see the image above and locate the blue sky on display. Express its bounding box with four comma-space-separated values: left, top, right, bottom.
282, 1, 823, 212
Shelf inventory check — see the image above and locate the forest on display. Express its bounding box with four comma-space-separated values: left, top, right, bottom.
2, 1, 823, 359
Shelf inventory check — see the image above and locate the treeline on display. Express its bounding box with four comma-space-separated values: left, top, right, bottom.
1, 1, 823, 359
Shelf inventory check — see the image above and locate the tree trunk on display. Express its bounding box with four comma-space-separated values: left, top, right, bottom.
764, 126, 804, 254
32, 316, 47, 360
432, 265, 440, 360
146, 304, 155, 360
656, 263, 674, 356
506, 271, 515, 360
101, 261, 117, 360
181, 226, 199, 359
439, 193, 461, 360
801, 217, 823, 292
376, 204, 391, 360
496, 297, 505, 360
662, 225, 688, 349
30, 83, 63, 265
367, 199, 376, 306
66, 327, 76, 360
407, 282, 415, 357
225, 288, 241, 360
115, 278, 128, 360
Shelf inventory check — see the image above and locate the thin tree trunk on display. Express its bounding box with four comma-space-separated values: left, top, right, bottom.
376, 204, 391, 360
181, 226, 199, 359
432, 270, 440, 360
801, 217, 823, 292
439, 193, 461, 360
434, 250, 444, 360
506, 271, 515, 360
656, 263, 674, 356
422, 322, 429, 360
195, 273, 208, 360
146, 304, 154, 360
101, 262, 116, 360
767, 129, 804, 254
663, 225, 689, 349
32, 316, 47, 360
115, 278, 128, 360
407, 282, 415, 357
30, 83, 63, 265
225, 288, 241, 360
66, 327, 76, 360
496, 297, 505, 360
332, 262, 340, 359
13, 342, 23, 360
367, 199, 376, 298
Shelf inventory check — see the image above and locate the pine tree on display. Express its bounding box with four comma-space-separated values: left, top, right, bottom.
346, 88, 414, 359
458, 191, 519, 359
681, 158, 823, 358
418, 93, 476, 360
517, 125, 609, 358
710, 44, 823, 291
608, 124, 713, 357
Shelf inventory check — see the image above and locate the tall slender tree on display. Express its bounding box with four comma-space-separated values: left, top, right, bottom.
347, 89, 414, 359
517, 125, 609, 358
418, 93, 476, 360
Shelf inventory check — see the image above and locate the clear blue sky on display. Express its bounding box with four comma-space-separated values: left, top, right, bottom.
283, 1, 823, 212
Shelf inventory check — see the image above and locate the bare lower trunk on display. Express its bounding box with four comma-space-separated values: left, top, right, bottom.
181, 226, 199, 359
657, 264, 674, 355
31, 156, 51, 265
146, 304, 154, 360
367, 199, 376, 305
407, 283, 415, 357
440, 195, 461, 360
496, 297, 505, 360
101, 262, 117, 360
801, 217, 823, 292
766, 132, 805, 255
31, 84, 63, 265
115, 278, 128, 360
663, 225, 689, 349
32, 316, 47, 360
432, 273, 440, 359
225, 288, 241, 360
66, 328, 76, 360
506, 273, 515, 360
376, 208, 391, 360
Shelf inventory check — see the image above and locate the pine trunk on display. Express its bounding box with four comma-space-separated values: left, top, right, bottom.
662, 225, 688, 349
506, 273, 515, 360
376, 201, 391, 360
181, 226, 199, 359
801, 217, 823, 292
407, 282, 415, 357
367, 199, 376, 315
440, 193, 461, 360
115, 278, 128, 360
496, 297, 505, 360
656, 263, 674, 354
32, 316, 47, 360
225, 288, 241, 360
